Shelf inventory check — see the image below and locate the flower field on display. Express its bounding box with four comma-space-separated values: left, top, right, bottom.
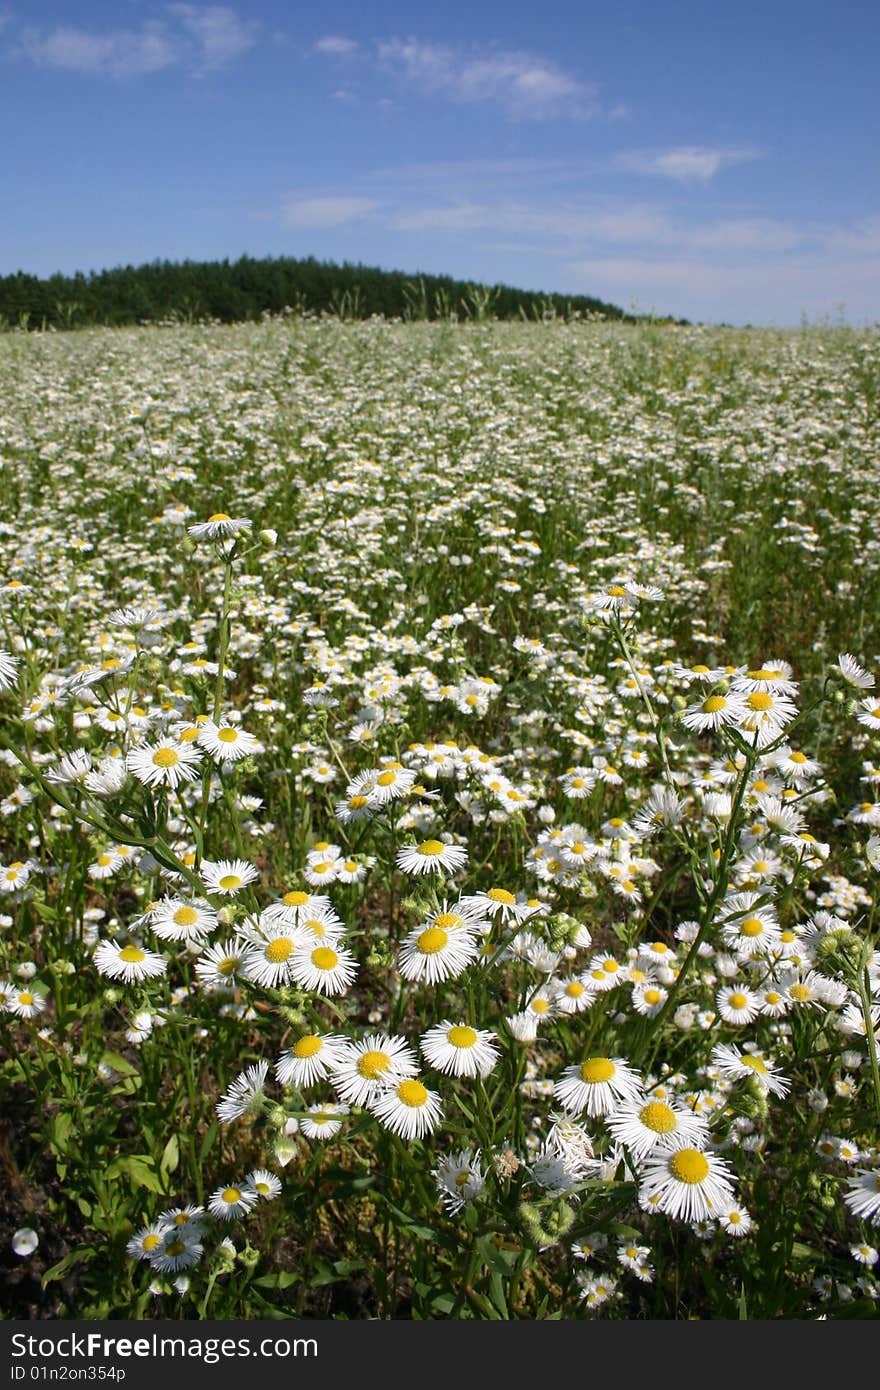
1, 314, 879, 1319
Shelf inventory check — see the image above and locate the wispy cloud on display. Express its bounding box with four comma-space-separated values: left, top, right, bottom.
619, 146, 760, 182
18, 6, 256, 78
311, 36, 597, 120
313, 35, 359, 58
19, 22, 177, 77
167, 5, 258, 72
283, 196, 378, 228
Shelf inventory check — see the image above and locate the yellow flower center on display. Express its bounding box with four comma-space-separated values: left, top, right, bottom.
173, 907, 199, 927
789, 983, 811, 1002
740, 917, 764, 937
644, 988, 663, 1005
740, 1054, 768, 1074
18, 992, 34, 1006
218, 728, 239, 743
349, 795, 368, 809
208, 513, 231, 523
448, 1026, 478, 1048
487, 887, 516, 904
747, 692, 774, 711
218, 956, 238, 976
377, 771, 396, 786
293, 1035, 322, 1058
119, 945, 145, 963
670, 1149, 710, 1184
566, 982, 585, 998
417, 840, 445, 856
702, 695, 727, 713
580, 1057, 615, 1084
417, 927, 448, 955
266, 938, 293, 963
729, 992, 748, 1009
283, 891, 309, 907
218, 874, 242, 890
165, 1240, 186, 1257
607, 585, 628, 597
221, 1187, 241, 1204
398, 1080, 428, 1107
153, 747, 180, 767
531, 998, 551, 1015
358, 1050, 390, 1079
640, 1101, 676, 1133
311, 947, 339, 971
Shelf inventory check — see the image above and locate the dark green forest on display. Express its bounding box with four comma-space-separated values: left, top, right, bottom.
0, 254, 652, 330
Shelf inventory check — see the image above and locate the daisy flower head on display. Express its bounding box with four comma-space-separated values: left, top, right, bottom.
631, 980, 669, 1018
94, 939, 167, 983
716, 985, 762, 1026
638, 1140, 736, 1223
289, 940, 358, 996
460, 887, 537, 926
127, 739, 202, 790
275, 1033, 349, 1089
843, 1168, 880, 1225
368, 1076, 443, 1140
420, 1021, 500, 1078
433, 1148, 485, 1214
197, 720, 261, 763
606, 1096, 709, 1161
0, 650, 20, 693
837, 654, 875, 690
238, 924, 306, 988
194, 938, 244, 989
554, 974, 599, 1015
720, 1204, 753, 1237
710, 1043, 791, 1097
187, 513, 253, 541
553, 1055, 643, 1118
200, 857, 259, 897
718, 893, 781, 959
395, 838, 468, 877
207, 1183, 258, 1221
150, 1227, 204, 1274
398, 918, 479, 985
127, 1222, 170, 1263
299, 1102, 349, 1140
329, 1032, 419, 1106
246, 1169, 282, 1201
216, 1061, 270, 1123
680, 692, 748, 734
856, 698, 880, 732
148, 896, 217, 942
5, 987, 47, 1019
735, 688, 799, 748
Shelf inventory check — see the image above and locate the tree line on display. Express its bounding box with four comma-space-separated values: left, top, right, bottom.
0, 254, 659, 330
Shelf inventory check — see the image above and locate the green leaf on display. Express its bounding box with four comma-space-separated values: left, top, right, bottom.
254, 1271, 300, 1290
199, 1121, 219, 1162
43, 1248, 93, 1287
160, 1134, 180, 1179
50, 1111, 73, 1154
100, 1050, 139, 1078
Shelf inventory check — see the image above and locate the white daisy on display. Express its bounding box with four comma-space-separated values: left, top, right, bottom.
420, 1021, 499, 1078
553, 1056, 643, 1117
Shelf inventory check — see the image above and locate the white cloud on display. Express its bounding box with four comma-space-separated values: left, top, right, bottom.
283, 196, 378, 228
19, 22, 177, 76
565, 254, 880, 325
619, 146, 760, 182
332, 37, 599, 119
18, 7, 256, 77
167, 5, 258, 71
313, 35, 359, 58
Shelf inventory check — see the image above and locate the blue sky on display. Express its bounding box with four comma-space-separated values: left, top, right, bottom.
1, 0, 878, 325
